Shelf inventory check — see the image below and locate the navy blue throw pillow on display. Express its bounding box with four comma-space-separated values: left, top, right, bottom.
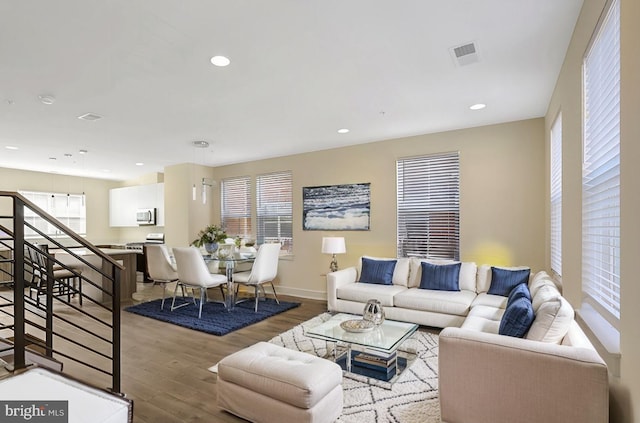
499, 296, 535, 338
488, 267, 531, 297
359, 258, 397, 285
419, 262, 461, 291
506, 283, 532, 309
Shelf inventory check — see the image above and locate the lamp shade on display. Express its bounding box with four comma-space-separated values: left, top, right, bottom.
321, 237, 346, 254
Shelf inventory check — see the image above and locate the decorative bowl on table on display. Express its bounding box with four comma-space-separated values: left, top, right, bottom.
340, 319, 376, 333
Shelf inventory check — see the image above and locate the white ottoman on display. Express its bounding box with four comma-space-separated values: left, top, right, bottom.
217, 342, 343, 423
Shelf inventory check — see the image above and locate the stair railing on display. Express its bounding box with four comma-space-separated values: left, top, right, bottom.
0, 191, 123, 394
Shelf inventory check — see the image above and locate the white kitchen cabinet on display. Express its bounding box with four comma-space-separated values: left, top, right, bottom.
109, 183, 164, 227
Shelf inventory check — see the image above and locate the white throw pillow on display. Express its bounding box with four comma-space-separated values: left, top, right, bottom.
532, 284, 561, 312
526, 296, 574, 343
458, 262, 478, 292
476, 265, 491, 293
529, 271, 553, 296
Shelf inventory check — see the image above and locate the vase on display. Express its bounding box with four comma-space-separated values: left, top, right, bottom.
363, 299, 385, 325
204, 243, 218, 254
216, 244, 234, 259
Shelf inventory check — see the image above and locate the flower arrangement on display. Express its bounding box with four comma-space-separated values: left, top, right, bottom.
191, 224, 228, 247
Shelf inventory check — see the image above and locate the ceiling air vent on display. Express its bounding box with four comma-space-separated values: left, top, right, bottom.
77, 112, 103, 121
450, 42, 479, 67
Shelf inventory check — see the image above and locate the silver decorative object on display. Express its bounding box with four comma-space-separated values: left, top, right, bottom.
363, 299, 385, 325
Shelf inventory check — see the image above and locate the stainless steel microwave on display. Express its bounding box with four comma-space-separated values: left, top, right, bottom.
136, 208, 156, 226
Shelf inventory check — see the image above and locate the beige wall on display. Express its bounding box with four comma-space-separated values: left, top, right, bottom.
0, 167, 120, 245
620, 1, 640, 421
188, 118, 545, 299
545, 0, 640, 421
164, 163, 216, 248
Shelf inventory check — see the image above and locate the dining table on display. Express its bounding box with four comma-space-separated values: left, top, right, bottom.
202, 253, 255, 311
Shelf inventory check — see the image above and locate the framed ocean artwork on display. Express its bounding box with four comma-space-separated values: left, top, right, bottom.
302, 183, 370, 230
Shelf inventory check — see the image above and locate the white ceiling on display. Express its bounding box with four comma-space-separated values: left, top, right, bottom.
0, 0, 583, 181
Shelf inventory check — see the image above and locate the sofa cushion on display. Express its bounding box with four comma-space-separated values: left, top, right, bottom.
393, 288, 475, 316
466, 304, 505, 321
409, 258, 477, 291
336, 282, 406, 307
499, 296, 535, 338
487, 267, 531, 297
506, 283, 532, 309
526, 296, 574, 343
476, 265, 531, 294
358, 256, 410, 287
529, 271, 556, 297
359, 257, 396, 285
419, 262, 461, 291
460, 315, 501, 334
532, 284, 561, 312
471, 292, 508, 309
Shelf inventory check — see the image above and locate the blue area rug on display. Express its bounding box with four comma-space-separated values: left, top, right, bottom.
124, 297, 300, 336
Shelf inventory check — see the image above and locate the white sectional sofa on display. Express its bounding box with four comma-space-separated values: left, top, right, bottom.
328, 257, 479, 328
326, 256, 609, 423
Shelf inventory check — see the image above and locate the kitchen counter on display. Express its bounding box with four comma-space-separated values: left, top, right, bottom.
56, 248, 138, 304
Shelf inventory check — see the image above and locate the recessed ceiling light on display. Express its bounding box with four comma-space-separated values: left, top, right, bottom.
64, 153, 72, 158
49, 157, 57, 161
39, 95, 56, 105
469, 103, 486, 110
135, 162, 144, 166
101, 169, 111, 173
210, 56, 231, 67
78, 149, 88, 154
192, 140, 210, 148
78, 112, 103, 121
5, 146, 18, 150
337, 128, 350, 134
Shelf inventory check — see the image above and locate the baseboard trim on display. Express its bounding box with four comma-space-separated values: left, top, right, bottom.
275, 286, 327, 301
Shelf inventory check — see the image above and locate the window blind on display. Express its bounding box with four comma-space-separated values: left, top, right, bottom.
396, 151, 460, 260
221, 176, 251, 238
550, 113, 562, 278
582, 0, 620, 326
257, 171, 292, 252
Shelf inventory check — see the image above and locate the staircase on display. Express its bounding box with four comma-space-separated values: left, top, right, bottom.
0, 191, 124, 395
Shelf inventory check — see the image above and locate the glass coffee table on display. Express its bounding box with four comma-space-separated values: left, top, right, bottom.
305, 313, 419, 383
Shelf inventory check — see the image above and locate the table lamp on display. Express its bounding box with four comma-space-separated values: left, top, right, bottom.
321, 237, 346, 272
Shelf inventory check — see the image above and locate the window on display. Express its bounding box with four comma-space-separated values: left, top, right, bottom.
550, 113, 562, 279
19, 191, 86, 238
257, 171, 292, 252
221, 176, 251, 238
397, 152, 460, 259
582, 0, 620, 327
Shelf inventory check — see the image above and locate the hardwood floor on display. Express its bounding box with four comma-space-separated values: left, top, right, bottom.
116, 294, 328, 423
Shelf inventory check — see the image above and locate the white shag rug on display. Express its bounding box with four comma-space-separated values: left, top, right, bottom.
268, 313, 441, 423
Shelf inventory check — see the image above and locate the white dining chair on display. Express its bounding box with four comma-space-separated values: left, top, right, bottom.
171, 247, 227, 318
233, 243, 281, 312
145, 244, 179, 310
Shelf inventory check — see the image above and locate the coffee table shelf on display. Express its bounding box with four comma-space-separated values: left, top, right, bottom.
305, 313, 418, 384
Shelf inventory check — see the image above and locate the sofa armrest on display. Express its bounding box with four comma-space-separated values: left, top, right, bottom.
326, 267, 357, 311
439, 327, 608, 423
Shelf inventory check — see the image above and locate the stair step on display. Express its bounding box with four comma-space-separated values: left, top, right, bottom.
0, 338, 61, 372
